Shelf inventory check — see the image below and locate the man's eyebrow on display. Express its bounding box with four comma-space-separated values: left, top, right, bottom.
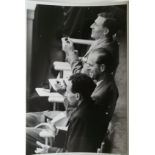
94, 21, 99, 25
86, 62, 93, 66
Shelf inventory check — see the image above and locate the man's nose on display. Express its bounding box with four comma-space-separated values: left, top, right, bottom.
64, 92, 67, 98
90, 23, 94, 29
85, 64, 91, 70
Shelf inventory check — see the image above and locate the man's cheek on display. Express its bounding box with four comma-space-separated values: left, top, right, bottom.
89, 71, 94, 78
68, 96, 74, 103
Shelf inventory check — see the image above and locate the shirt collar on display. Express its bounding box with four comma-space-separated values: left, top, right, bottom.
96, 80, 104, 86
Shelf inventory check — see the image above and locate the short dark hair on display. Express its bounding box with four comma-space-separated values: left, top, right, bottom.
69, 73, 96, 98
93, 48, 116, 73
98, 12, 118, 36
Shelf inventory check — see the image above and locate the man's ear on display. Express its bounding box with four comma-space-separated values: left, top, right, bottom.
103, 27, 109, 36
100, 64, 105, 72
76, 93, 81, 100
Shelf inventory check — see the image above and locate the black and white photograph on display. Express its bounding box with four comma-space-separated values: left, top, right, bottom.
26, 0, 128, 155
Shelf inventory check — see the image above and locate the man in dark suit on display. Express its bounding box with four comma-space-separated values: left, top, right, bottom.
34, 73, 110, 153
87, 48, 119, 134
62, 73, 100, 152
86, 48, 119, 153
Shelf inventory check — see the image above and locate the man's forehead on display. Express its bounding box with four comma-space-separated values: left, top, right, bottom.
88, 52, 98, 63
95, 16, 106, 25
67, 80, 72, 90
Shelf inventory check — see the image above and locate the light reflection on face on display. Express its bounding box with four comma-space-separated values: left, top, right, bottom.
86, 53, 101, 81
65, 81, 78, 107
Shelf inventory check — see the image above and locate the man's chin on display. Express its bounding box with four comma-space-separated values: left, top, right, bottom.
69, 103, 78, 108
91, 34, 95, 39
89, 73, 94, 79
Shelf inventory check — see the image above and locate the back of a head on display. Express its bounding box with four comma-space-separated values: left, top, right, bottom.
69, 73, 96, 99
93, 48, 116, 74
98, 12, 118, 36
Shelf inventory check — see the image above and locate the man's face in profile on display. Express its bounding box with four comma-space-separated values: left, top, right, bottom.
90, 16, 106, 40
86, 53, 101, 81
65, 81, 78, 107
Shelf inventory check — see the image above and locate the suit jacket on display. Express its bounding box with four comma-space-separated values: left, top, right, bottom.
64, 98, 105, 152
91, 74, 119, 124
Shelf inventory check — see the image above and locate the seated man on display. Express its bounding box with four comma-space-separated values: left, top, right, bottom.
27, 73, 105, 154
